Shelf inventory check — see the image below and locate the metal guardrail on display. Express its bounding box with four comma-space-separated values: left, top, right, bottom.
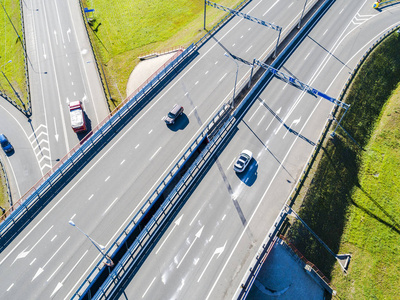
0, 43, 197, 237
73, 102, 233, 299
94, 113, 237, 300
73, 0, 333, 298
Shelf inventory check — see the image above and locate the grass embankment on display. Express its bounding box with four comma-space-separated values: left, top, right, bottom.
0, 168, 7, 210
0, 0, 27, 108
82, 0, 243, 110
284, 32, 400, 298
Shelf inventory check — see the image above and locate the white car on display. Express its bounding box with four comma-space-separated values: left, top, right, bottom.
233, 150, 253, 173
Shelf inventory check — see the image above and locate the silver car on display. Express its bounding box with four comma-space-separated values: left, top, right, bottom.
233, 150, 253, 173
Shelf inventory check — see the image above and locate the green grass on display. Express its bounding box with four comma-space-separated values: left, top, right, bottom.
329, 86, 400, 299
284, 32, 400, 298
0, 0, 28, 108
82, 0, 244, 109
0, 164, 8, 210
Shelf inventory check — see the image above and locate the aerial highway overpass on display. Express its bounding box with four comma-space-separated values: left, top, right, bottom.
0, 0, 317, 298
117, 1, 400, 299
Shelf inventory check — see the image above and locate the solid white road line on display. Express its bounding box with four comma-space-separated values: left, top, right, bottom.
142, 277, 156, 298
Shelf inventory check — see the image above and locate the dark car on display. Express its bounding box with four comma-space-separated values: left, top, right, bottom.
165, 104, 184, 125
0, 134, 13, 153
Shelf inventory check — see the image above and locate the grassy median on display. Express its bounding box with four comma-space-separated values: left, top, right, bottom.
284, 32, 400, 298
0, 0, 27, 109
81, 0, 244, 109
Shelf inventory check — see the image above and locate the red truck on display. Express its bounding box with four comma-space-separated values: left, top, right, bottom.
69, 101, 87, 133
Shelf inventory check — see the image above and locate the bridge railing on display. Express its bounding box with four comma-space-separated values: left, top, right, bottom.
72, 101, 233, 299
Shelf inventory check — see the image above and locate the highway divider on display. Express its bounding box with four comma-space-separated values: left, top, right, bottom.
73, 102, 233, 299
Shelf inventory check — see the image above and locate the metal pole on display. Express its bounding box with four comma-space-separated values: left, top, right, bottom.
298, 0, 308, 29
248, 59, 256, 88
69, 220, 114, 266
331, 107, 348, 137
289, 207, 337, 258
0, 60, 21, 102
0, 2, 21, 40
204, 0, 207, 30
224, 53, 239, 106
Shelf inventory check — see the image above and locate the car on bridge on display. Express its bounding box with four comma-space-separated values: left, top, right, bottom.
234, 149, 253, 173
69, 101, 87, 133
165, 104, 184, 125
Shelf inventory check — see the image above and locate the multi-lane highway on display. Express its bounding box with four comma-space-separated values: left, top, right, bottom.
0, 0, 316, 298
0, 0, 110, 203
120, 1, 400, 299
24, 0, 109, 165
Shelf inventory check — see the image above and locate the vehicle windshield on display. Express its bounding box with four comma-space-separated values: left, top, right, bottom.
168, 112, 176, 119
239, 153, 250, 162
0, 140, 7, 147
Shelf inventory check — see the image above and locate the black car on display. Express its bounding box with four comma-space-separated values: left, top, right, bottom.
165, 104, 184, 125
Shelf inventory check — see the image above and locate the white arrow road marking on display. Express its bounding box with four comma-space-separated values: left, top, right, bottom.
8, 226, 53, 266
67, 28, 71, 42
82, 94, 87, 102
50, 250, 88, 298
283, 116, 301, 139
176, 226, 204, 269
12, 247, 30, 265
156, 215, 183, 254
32, 236, 70, 282
54, 117, 59, 142
198, 240, 227, 282
43, 44, 46, 59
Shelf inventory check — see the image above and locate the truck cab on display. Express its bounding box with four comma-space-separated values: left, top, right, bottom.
69, 101, 87, 133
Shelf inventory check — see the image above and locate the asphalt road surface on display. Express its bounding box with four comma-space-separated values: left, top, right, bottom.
0, 0, 316, 299
120, 1, 400, 299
